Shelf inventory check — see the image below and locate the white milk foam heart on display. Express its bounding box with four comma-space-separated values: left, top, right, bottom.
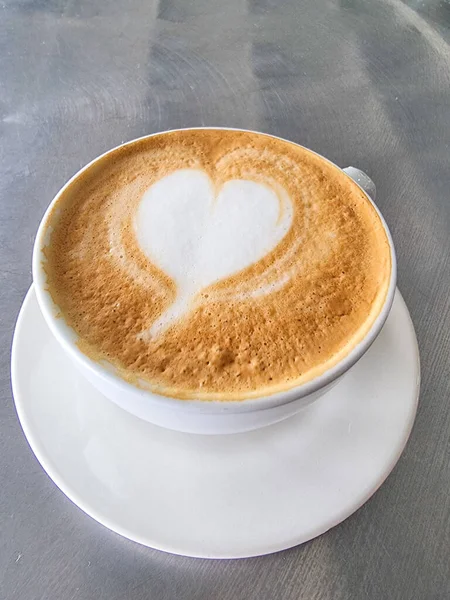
135, 169, 293, 337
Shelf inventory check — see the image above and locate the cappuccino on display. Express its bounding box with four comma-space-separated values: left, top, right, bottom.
42, 129, 391, 400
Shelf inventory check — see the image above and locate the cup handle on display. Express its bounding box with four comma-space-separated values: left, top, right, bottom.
343, 167, 376, 201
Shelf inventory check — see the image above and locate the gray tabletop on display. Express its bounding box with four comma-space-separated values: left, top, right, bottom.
1, 0, 450, 598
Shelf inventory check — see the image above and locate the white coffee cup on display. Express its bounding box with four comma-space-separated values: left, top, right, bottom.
32, 129, 397, 435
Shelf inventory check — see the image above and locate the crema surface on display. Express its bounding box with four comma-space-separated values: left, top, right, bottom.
43, 129, 391, 400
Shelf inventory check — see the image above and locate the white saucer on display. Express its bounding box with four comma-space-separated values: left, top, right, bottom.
11, 287, 420, 559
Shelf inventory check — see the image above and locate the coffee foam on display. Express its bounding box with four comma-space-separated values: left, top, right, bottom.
43, 130, 391, 400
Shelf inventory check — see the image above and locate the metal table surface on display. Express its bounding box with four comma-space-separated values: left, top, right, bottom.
1, 0, 450, 598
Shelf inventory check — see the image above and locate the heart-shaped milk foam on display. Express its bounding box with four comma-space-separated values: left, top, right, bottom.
135, 169, 293, 336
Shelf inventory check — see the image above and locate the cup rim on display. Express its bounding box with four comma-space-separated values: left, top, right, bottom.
32, 127, 397, 415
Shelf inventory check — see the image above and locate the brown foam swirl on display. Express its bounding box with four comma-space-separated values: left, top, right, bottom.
42, 129, 391, 400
